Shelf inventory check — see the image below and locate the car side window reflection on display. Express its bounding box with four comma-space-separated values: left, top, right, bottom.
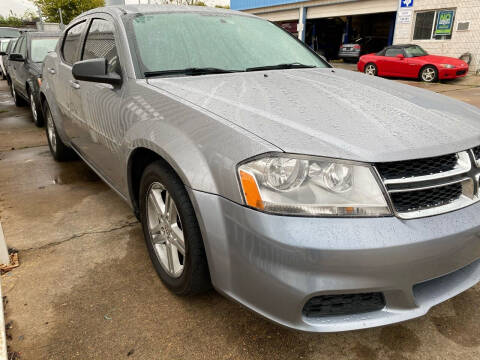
82, 19, 119, 74
18, 37, 27, 57
13, 37, 23, 53
62, 21, 87, 65
385, 49, 403, 57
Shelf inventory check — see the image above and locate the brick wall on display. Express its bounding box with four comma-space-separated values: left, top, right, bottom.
393, 0, 480, 72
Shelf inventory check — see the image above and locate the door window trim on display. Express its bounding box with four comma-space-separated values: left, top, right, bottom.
61, 19, 88, 66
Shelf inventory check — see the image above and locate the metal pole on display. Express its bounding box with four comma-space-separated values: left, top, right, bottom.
58, 8, 63, 26
37, 7, 44, 31
0, 223, 9, 265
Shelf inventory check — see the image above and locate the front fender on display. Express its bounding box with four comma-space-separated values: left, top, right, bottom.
121, 81, 280, 205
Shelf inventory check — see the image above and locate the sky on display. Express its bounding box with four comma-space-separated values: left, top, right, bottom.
0, 0, 230, 18
0, 0, 37, 18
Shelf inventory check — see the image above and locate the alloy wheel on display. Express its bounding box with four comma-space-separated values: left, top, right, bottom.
365, 64, 376, 76
46, 110, 57, 153
146, 182, 185, 278
422, 68, 436, 82
30, 93, 37, 122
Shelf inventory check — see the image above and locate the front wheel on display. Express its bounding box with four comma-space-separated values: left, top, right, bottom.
420, 66, 438, 83
364, 63, 377, 76
30, 91, 43, 127
139, 161, 211, 296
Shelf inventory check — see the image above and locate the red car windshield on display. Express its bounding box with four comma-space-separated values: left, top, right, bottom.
404, 45, 428, 58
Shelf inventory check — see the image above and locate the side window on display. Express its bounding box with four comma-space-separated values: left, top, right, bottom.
18, 37, 27, 57
82, 18, 119, 73
13, 37, 23, 53
62, 21, 87, 65
385, 48, 404, 57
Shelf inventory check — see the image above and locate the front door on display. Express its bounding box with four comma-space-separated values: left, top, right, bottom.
71, 16, 124, 186
379, 48, 409, 77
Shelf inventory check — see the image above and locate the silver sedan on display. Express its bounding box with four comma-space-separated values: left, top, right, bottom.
40, 5, 480, 332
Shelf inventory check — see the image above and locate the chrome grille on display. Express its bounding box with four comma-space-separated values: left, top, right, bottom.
375, 151, 479, 219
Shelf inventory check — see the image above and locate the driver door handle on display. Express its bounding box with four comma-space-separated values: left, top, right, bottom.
48, 67, 56, 74
69, 80, 80, 90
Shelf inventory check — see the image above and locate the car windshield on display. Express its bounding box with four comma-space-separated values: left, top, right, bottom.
0, 28, 20, 38
31, 37, 59, 62
404, 45, 428, 58
129, 12, 328, 76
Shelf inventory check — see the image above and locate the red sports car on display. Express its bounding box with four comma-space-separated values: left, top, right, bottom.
357, 44, 469, 82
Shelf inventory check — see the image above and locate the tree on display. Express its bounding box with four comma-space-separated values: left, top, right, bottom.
33, 0, 105, 25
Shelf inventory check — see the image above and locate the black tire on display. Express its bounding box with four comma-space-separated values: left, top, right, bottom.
420, 65, 438, 83
44, 101, 75, 161
12, 83, 26, 107
28, 89, 44, 127
139, 161, 211, 296
364, 63, 377, 76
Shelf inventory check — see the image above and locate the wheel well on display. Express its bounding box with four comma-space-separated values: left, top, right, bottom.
127, 147, 180, 216
419, 64, 438, 76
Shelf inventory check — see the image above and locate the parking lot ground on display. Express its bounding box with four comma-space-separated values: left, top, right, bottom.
1, 78, 480, 359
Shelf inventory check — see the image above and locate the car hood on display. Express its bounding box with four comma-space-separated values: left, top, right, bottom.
420, 55, 468, 67
148, 68, 480, 162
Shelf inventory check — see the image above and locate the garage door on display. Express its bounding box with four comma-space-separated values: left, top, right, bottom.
307, 0, 397, 19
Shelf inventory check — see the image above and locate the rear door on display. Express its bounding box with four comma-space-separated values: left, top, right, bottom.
71, 15, 124, 185
56, 20, 88, 138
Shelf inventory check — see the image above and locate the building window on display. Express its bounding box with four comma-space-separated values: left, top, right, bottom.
413, 10, 455, 40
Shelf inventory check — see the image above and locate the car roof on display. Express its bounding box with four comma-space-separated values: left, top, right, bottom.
72, 4, 254, 21
26, 31, 62, 38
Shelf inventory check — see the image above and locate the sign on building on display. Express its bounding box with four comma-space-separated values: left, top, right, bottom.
398, 10, 412, 23
435, 10, 455, 36
400, 0, 413, 8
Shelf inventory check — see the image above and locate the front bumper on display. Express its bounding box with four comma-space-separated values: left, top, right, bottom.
189, 189, 480, 332
439, 67, 469, 79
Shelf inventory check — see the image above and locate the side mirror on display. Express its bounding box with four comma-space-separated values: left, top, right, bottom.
9, 53, 25, 62
0, 51, 6, 56
396, 54, 405, 60
72, 58, 121, 85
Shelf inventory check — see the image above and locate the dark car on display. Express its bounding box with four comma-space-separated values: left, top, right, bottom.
339, 36, 387, 63
9, 31, 59, 126
1, 38, 18, 81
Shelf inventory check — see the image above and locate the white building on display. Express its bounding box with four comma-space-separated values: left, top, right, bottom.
231, 0, 480, 72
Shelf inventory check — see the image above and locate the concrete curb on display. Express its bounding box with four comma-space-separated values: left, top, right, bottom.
0, 223, 7, 360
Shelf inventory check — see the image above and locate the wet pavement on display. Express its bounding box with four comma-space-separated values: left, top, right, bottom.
1, 77, 480, 359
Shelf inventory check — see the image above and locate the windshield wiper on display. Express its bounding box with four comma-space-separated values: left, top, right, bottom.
246, 63, 317, 72
144, 67, 242, 77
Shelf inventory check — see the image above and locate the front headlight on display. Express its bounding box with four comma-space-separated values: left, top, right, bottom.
237, 154, 391, 217
440, 64, 455, 69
